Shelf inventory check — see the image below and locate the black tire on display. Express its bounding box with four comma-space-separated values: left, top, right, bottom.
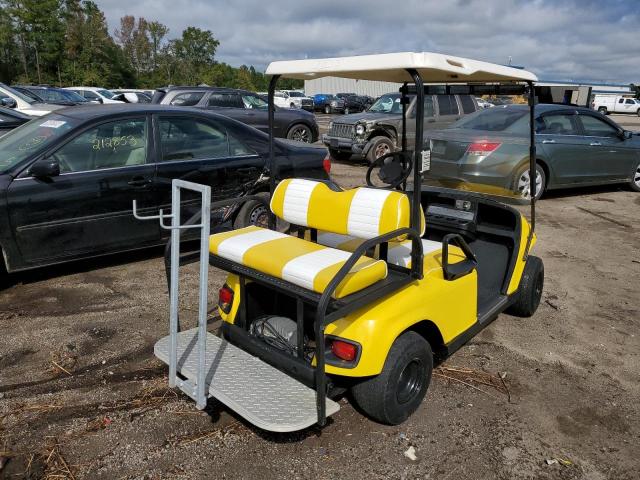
366, 136, 394, 164
233, 192, 271, 229
637, 109, 640, 117
351, 331, 433, 425
506, 255, 544, 317
286, 123, 312, 143
630, 161, 640, 192
0, 248, 10, 290
329, 148, 352, 161
290, 102, 295, 109
598, 107, 607, 114
324, 104, 331, 114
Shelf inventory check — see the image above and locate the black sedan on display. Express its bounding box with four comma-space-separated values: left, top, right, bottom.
153, 87, 319, 144
0, 107, 31, 137
0, 105, 330, 276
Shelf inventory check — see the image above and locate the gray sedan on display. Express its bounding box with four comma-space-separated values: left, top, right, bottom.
427, 104, 640, 199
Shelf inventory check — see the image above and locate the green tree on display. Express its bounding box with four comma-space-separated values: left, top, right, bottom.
171, 26, 219, 84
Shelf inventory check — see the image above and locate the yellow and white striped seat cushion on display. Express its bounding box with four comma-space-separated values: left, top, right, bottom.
209, 226, 387, 299
317, 232, 444, 268
270, 179, 414, 239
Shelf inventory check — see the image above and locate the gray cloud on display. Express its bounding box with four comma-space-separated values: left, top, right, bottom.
97, 0, 639, 83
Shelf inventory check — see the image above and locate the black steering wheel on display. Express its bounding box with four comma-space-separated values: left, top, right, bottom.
366, 151, 412, 189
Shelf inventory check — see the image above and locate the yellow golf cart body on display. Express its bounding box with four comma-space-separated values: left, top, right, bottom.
143, 52, 543, 432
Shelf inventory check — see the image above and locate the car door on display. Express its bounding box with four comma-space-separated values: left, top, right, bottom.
535, 111, 589, 185
576, 113, 636, 182
153, 114, 264, 236
81, 90, 101, 103
205, 92, 248, 124
6, 116, 159, 263
623, 98, 638, 114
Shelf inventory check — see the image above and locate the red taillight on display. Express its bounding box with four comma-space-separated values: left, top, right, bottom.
218, 284, 234, 314
466, 142, 501, 155
331, 339, 357, 362
323, 155, 331, 174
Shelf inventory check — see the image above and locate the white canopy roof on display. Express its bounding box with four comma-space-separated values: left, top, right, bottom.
266, 52, 537, 84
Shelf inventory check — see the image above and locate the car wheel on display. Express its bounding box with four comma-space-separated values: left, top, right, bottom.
598, 107, 607, 115
637, 109, 640, 117
630, 161, 640, 192
516, 163, 546, 200
506, 256, 544, 317
366, 136, 394, 164
286, 123, 312, 143
351, 331, 432, 425
329, 148, 352, 161
234, 192, 271, 229
324, 105, 331, 114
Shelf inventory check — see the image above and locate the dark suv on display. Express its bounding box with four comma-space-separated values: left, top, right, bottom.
323, 92, 479, 162
153, 87, 319, 143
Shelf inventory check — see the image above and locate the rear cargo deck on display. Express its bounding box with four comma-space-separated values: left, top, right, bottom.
154, 328, 340, 432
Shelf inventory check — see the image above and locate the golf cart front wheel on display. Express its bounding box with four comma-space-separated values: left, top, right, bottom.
506, 255, 544, 317
351, 331, 432, 425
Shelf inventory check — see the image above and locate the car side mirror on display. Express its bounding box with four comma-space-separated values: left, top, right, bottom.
30, 158, 60, 178
1, 97, 17, 109
620, 130, 633, 140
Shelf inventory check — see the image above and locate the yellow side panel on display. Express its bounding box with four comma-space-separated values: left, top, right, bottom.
324, 249, 477, 377
507, 215, 536, 295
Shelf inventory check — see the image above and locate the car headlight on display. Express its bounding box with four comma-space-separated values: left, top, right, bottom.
328, 121, 333, 130
355, 124, 366, 136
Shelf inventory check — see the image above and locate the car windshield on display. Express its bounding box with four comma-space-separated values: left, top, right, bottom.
61, 89, 88, 102
368, 94, 405, 114
241, 94, 268, 110
97, 89, 115, 99
452, 107, 528, 132
0, 115, 78, 174
16, 88, 44, 102
1, 84, 36, 104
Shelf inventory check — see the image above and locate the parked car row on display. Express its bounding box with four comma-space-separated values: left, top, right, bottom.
0, 104, 330, 278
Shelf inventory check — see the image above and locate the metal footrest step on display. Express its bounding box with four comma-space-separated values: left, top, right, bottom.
154, 328, 340, 432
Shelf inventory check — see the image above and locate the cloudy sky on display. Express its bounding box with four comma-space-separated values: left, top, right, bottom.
97, 0, 639, 84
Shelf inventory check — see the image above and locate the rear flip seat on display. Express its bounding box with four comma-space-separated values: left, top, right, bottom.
209, 179, 419, 299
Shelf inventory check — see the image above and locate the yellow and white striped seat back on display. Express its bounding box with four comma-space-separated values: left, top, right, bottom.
270, 179, 414, 240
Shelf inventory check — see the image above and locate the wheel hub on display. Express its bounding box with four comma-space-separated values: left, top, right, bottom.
396, 358, 423, 404
291, 127, 310, 143
250, 205, 269, 228
517, 169, 543, 199
634, 164, 640, 188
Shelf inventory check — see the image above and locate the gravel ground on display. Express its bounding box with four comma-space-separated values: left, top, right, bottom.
1, 113, 639, 479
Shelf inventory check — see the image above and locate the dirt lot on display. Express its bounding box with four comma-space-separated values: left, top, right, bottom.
1, 114, 640, 479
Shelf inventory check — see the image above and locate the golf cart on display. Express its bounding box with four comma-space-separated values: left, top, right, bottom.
134, 52, 543, 432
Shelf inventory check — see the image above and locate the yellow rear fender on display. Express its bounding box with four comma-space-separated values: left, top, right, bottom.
507, 214, 536, 295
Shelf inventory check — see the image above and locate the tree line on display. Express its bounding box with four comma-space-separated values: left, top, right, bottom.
0, 0, 301, 91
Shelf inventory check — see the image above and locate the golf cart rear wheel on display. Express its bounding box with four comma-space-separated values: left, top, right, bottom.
351, 331, 432, 425
507, 255, 544, 317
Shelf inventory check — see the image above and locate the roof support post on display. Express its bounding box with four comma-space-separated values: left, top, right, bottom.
523, 80, 536, 258
267, 75, 280, 230
406, 69, 424, 279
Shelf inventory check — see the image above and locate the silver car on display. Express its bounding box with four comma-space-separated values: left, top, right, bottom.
428, 104, 640, 199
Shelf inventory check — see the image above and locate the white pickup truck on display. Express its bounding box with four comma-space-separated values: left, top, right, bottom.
592, 95, 640, 116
